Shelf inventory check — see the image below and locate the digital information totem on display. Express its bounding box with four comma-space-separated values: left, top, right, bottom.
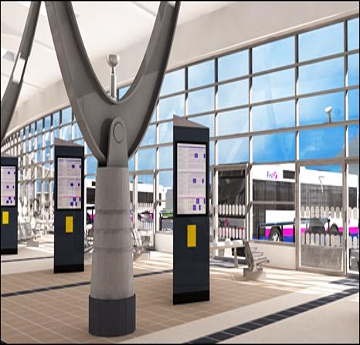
173, 115, 210, 304
1, 154, 18, 255
54, 138, 84, 273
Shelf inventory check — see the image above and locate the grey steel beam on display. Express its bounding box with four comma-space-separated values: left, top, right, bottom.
45, 1, 180, 167
1, 2, 41, 144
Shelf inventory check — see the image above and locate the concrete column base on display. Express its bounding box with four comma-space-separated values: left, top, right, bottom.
89, 294, 136, 336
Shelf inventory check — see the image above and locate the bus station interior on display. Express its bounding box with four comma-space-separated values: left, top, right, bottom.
1, 1, 359, 344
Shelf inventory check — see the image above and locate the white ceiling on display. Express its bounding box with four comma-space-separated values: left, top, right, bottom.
1, 1, 234, 105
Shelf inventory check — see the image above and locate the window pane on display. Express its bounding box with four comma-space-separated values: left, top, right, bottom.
37, 119, 43, 132
140, 125, 156, 146
128, 155, 135, 171
53, 112, 60, 127
159, 121, 173, 144
43, 132, 51, 147
36, 150, 42, 163
299, 127, 345, 160
36, 134, 43, 149
159, 171, 173, 190
118, 85, 130, 99
159, 146, 173, 169
188, 87, 214, 115
348, 124, 359, 157
138, 148, 156, 170
299, 92, 344, 126
138, 175, 154, 185
253, 132, 295, 163
348, 54, 359, 86
253, 37, 295, 73
252, 100, 295, 131
52, 128, 59, 141
160, 68, 184, 96
252, 69, 294, 103
218, 50, 248, 81
348, 18, 359, 51
44, 115, 51, 130
62, 107, 72, 124
44, 147, 51, 161
299, 23, 343, 62
218, 79, 248, 109
73, 122, 82, 139
299, 57, 344, 94
150, 110, 156, 123
36, 180, 42, 194
60, 125, 72, 141
349, 89, 359, 120
30, 123, 35, 136
218, 109, 248, 136
86, 156, 97, 175
218, 137, 249, 164
25, 126, 29, 137
188, 60, 214, 88
158, 94, 184, 120
209, 141, 214, 166
190, 114, 214, 138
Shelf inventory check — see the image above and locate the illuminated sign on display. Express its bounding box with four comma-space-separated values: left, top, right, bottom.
57, 157, 82, 210
177, 143, 206, 215
1, 166, 16, 207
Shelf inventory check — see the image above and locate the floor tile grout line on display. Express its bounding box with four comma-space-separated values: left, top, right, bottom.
1, 256, 54, 263
1, 268, 173, 298
186, 286, 359, 344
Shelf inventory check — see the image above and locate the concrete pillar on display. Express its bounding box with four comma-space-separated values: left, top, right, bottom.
89, 167, 135, 336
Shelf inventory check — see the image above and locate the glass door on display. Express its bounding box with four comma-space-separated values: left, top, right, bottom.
214, 165, 247, 243
299, 163, 345, 274
346, 163, 359, 276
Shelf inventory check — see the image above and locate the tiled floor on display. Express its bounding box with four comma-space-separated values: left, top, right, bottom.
1, 239, 359, 344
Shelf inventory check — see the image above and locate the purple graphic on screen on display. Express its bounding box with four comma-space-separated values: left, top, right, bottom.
78, 183, 80, 187
73, 197, 76, 201
202, 178, 204, 184
70, 202, 73, 206
193, 178, 196, 184
72, 164, 75, 169
12, 185, 14, 189
199, 205, 201, 211
75, 202, 77, 206
6, 200, 8, 204
194, 153, 198, 158
6, 185, 9, 189
7, 171, 10, 175
79, 165, 81, 169
193, 205, 196, 211
203, 153, 206, 158
70, 183, 73, 187
196, 198, 199, 204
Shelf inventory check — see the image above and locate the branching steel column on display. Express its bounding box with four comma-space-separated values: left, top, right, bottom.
45, 1, 180, 336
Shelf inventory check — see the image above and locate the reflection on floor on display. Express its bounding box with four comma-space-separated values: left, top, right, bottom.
1, 237, 359, 344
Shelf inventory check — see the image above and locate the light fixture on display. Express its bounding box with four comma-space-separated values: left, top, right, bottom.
325, 106, 332, 123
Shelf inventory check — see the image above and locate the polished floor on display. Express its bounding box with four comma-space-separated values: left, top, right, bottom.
1, 235, 359, 344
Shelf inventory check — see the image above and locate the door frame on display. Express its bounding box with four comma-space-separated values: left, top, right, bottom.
296, 160, 346, 276
212, 163, 249, 243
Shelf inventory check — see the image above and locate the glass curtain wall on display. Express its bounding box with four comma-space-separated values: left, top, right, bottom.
1, 16, 358, 260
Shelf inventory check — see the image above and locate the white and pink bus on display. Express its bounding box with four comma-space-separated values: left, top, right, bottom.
253, 165, 359, 243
